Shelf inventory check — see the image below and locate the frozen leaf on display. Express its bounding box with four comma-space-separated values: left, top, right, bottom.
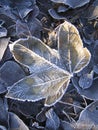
9, 43, 60, 74
16, 18, 42, 38
50, 0, 90, 8
0, 61, 26, 86
48, 8, 66, 20
72, 77, 98, 100
0, 38, 10, 61
58, 21, 91, 73
6, 62, 70, 106
45, 108, 60, 130
0, 26, 7, 37
79, 70, 94, 89
9, 112, 29, 130
45, 80, 70, 106
77, 101, 98, 129
13, 36, 59, 65
6, 20, 91, 106
9, 0, 37, 18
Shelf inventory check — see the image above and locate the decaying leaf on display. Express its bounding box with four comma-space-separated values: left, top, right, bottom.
6, 20, 91, 106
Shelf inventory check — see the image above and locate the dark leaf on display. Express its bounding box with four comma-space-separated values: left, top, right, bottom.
93, 41, 98, 74
50, 0, 90, 8
48, 8, 66, 20
0, 98, 8, 128
0, 61, 26, 86
85, 0, 98, 20
45, 108, 60, 130
60, 120, 75, 130
77, 101, 98, 129
72, 77, 98, 100
16, 18, 42, 38
79, 70, 94, 89
9, 112, 29, 130
0, 78, 7, 94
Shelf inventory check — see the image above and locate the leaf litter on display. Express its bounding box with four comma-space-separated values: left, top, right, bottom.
0, 0, 98, 129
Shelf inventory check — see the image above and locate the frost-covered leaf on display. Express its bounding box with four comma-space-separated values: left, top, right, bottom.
9, 43, 59, 74
77, 101, 98, 129
0, 26, 7, 37
9, 112, 29, 130
6, 43, 70, 106
16, 18, 42, 38
45, 80, 69, 106
7, 20, 91, 106
13, 36, 59, 65
58, 21, 91, 73
79, 70, 94, 89
50, 0, 90, 8
45, 108, 60, 130
6, 62, 70, 106
0, 61, 26, 86
0, 38, 10, 61
48, 8, 66, 20
72, 77, 98, 100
